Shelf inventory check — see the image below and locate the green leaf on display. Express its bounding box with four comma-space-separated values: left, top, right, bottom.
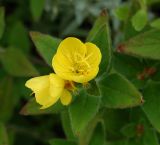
106, 140, 128, 145
113, 53, 146, 89
0, 48, 39, 77
143, 127, 159, 145
121, 123, 136, 138
49, 139, 76, 145
146, 0, 160, 5
87, 10, 112, 76
98, 73, 143, 108
69, 90, 100, 135
20, 98, 65, 115
151, 18, 160, 29
61, 111, 76, 140
8, 21, 30, 53
142, 81, 160, 132
113, 53, 144, 78
87, 80, 100, 97
127, 139, 142, 145
104, 109, 130, 139
0, 77, 15, 122
123, 0, 141, 40
131, 9, 148, 31
151, 62, 160, 82
0, 123, 9, 145
118, 29, 160, 60
114, 5, 129, 21
30, 31, 61, 66
0, 7, 5, 39
30, 0, 45, 21
88, 123, 105, 145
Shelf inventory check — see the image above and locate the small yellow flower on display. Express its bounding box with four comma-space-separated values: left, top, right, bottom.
52, 37, 101, 83
25, 73, 72, 109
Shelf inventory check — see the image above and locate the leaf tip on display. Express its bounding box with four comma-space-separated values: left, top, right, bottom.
140, 97, 145, 104
19, 105, 28, 116
100, 9, 108, 17
29, 31, 39, 40
116, 44, 126, 53
136, 124, 144, 137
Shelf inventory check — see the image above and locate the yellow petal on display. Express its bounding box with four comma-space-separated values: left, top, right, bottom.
25, 74, 66, 109
57, 37, 86, 59
40, 97, 59, 109
85, 42, 102, 67
49, 73, 65, 97
35, 88, 51, 107
60, 89, 72, 105
25, 75, 53, 108
25, 75, 50, 93
38, 73, 65, 109
52, 53, 73, 81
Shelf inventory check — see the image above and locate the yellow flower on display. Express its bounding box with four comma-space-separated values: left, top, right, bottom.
25, 37, 101, 109
25, 73, 72, 109
52, 37, 101, 83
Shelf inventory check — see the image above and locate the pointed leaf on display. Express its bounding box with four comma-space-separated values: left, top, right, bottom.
118, 29, 160, 60
30, 31, 61, 66
98, 73, 143, 108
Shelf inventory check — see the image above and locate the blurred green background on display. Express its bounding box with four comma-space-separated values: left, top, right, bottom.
0, 0, 160, 145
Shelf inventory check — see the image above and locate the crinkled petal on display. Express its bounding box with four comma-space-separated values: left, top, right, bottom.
60, 89, 72, 105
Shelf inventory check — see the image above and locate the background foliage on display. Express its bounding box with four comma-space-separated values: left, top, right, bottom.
1, 0, 160, 145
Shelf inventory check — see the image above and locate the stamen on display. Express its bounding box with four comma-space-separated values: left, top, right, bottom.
65, 81, 76, 92
72, 51, 93, 75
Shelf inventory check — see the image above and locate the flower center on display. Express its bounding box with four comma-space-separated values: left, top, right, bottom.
69, 52, 93, 75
